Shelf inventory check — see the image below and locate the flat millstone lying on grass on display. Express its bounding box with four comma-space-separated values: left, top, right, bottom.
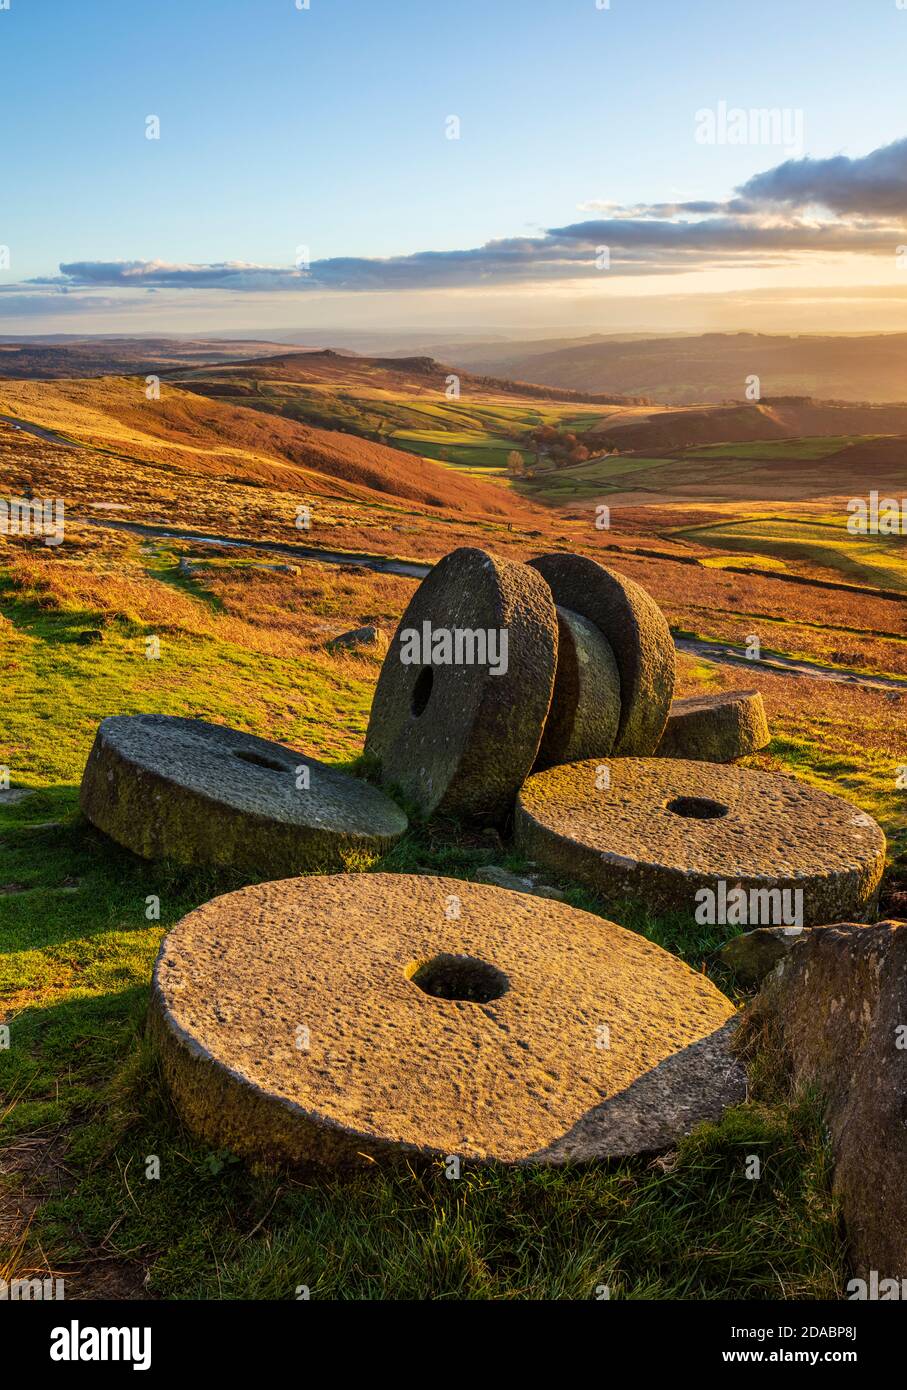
657, 689, 770, 762
365, 548, 557, 819
534, 606, 621, 770
80, 714, 407, 875
515, 757, 886, 926
528, 553, 675, 756
150, 873, 745, 1168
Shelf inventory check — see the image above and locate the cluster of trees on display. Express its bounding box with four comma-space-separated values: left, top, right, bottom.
528, 423, 594, 469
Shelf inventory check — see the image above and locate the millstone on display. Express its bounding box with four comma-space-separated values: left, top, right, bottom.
365, 548, 557, 818
515, 758, 885, 926
80, 714, 407, 874
534, 607, 621, 770
528, 553, 675, 755
657, 689, 770, 762
149, 873, 745, 1168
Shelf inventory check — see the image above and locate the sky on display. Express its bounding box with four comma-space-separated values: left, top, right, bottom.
2, 0, 907, 339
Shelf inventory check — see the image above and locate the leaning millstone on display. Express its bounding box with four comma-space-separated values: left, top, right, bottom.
515, 757, 885, 926
80, 714, 407, 875
534, 607, 621, 770
365, 548, 557, 819
528, 553, 674, 756
719, 925, 806, 985
149, 872, 745, 1169
741, 921, 907, 1281
657, 690, 769, 762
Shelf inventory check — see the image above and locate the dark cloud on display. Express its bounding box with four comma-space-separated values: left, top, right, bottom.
737, 137, 907, 215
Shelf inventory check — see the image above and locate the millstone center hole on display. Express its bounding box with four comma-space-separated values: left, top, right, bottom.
405, 953, 509, 1004
667, 795, 729, 820
233, 748, 287, 773
411, 665, 434, 718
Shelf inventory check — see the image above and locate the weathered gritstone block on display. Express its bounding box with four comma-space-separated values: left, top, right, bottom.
365, 547, 557, 819
149, 873, 745, 1169
528, 553, 674, 756
80, 714, 407, 875
515, 757, 885, 926
534, 606, 621, 771
657, 689, 770, 762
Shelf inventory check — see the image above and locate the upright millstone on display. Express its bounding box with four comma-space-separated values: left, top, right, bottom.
528, 553, 675, 756
657, 689, 770, 762
149, 872, 746, 1169
534, 606, 621, 770
515, 756, 886, 926
365, 548, 558, 819
80, 714, 407, 875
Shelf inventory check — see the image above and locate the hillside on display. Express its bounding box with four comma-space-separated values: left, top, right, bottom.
447, 333, 907, 406
583, 398, 907, 454
0, 375, 544, 521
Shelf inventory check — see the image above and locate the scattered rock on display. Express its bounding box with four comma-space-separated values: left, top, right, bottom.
0, 789, 34, 807
515, 757, 886, 925
719, 925, 806, 984
742, 920, 907, 1280
366, 548, 557, 820
80, 714, 408, 875
327, 624, 388, 654
657, 689, 770, 762
534, 606, 621, 770
474, 864, 564, 899
150, 873, 744, 1169
528, 552, 675, 756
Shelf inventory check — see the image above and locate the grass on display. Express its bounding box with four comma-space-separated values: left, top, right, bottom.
3, 528, 890, 1300
4, 402, 904, 1300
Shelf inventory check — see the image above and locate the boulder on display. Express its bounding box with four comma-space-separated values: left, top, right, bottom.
742, 920, 907, 1281
657, 689, 770, 762
719, 925, 805, 985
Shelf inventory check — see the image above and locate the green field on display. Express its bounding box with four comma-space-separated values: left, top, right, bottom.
676, 516, 907, 593
684, 437, 867, 461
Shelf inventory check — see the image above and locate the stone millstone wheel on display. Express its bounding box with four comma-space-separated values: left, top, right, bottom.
149, 872, 745, 1168
80, 714, 407, 875
657, 689, 770, 762
365, 548, 557, 819
534, 607, 621, 771
515, 758, 886, 926
528, 553, 675, 756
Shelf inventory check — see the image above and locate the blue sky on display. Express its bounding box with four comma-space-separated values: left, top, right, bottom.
2, 0, 907, 335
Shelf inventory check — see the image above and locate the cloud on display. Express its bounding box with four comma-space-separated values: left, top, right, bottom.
738, 137, 907, 215
7, 138, 907, 311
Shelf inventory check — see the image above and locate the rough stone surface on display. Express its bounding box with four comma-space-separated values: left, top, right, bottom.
80, 714, 407, 875
528, 553, 674, 756
534, 606, 621, 770
719, 926, 806, 985
150, 873, 745, 1169
515, 757, 885, 925
657, 689, 770, 762
742, 921, 907, 1280
365, 548, 557, 819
